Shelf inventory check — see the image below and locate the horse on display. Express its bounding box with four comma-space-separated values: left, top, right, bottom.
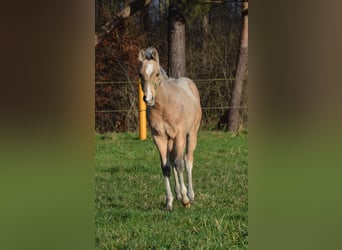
138, 47, 202, 210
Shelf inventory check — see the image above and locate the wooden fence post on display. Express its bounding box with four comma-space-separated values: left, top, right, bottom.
138, 79, 147, 140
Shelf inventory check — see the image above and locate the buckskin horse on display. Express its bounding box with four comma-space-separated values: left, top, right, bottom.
138, 47, 202, 210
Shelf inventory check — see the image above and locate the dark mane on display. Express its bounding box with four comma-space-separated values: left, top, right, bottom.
144, 47, 155, 60
160, 66, 168, 79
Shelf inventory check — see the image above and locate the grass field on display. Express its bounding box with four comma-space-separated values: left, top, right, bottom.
95, 131, 248, 249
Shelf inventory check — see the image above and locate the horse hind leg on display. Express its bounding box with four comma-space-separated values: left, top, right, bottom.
169, 148, 182, 201
168, 140, 182, 200
173, 167, 182, 201
185, 132, 198, 202
173, 136, 190, 208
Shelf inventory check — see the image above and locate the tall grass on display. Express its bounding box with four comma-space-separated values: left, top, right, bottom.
95, 131, 248, 249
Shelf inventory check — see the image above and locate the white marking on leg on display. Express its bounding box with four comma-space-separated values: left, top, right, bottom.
161, 158, 173, 210
154, 136, 173, 210
173, 166, 182, 200
186, 160, 194, 201
177, 170, 190, 206
165, 176, 173, 210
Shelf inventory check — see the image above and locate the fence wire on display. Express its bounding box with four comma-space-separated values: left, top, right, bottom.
95, 78, 248, 132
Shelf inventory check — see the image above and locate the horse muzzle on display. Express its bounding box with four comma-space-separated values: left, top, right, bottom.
143, 95, 155, 106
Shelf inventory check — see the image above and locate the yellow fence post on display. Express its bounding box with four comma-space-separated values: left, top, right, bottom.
138, 79, 147, 140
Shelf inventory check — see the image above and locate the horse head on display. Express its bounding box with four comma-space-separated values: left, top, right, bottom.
138, 47, 162, 106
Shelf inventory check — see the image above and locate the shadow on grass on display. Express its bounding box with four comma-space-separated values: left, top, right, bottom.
99, 166, 120, 174
98, 132, 151, 141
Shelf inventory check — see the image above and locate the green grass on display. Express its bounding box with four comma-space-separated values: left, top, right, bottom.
95, 131, 248, 249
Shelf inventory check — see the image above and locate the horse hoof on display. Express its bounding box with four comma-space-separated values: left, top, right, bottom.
165, 204, 173, 211
183, 202, 191, 208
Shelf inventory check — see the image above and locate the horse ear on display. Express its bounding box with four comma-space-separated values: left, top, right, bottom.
138, 49, 145, 62
151, 48, 159, 62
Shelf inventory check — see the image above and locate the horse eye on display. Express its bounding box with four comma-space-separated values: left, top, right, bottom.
156, 72, 160, 77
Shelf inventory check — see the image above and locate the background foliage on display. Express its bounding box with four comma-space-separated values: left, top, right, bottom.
95, 0, 247, 132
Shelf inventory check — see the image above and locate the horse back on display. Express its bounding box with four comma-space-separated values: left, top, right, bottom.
165, 78, 201, 132
148, 77, 201, 138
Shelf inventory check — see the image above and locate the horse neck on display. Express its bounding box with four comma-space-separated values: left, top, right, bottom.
155, 76, 169, 104
159, 66, 169, 80
159, 74, 168, 83
155, 65, 169, 102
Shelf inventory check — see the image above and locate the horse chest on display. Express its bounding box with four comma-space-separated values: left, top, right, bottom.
147, 108, 178, 138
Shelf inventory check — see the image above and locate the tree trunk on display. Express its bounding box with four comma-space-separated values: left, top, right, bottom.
228, 1, 248, 132
159, 0, 165, 20
201, 14, 209, 67
95, 0, 100, 32
95, 0, 151, 46
168, 0, 186, 78
142, 3, 150, 32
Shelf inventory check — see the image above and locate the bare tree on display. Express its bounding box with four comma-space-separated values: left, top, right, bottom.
228, 1, 248, 132
168, 0, 186, 78
95, 0, 151, 46
201, 14, 209, 66
95, 0, 100, 31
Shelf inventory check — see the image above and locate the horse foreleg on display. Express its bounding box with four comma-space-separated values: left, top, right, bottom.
172, 166, 182, 200
168, 145, 182, 201
185, 159, 194, 201
185, 133, 198, 202
174, 136, 190, 208
176, 161, 190, 207
154, 136, 174, 210
162, 163, 173, 210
